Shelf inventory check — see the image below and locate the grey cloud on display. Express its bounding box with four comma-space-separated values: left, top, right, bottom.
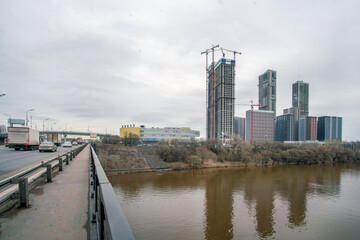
0, 0, 359, 140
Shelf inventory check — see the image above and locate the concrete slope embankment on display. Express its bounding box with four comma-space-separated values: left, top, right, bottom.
95, 144, 168, 172
137, 147, 168, 169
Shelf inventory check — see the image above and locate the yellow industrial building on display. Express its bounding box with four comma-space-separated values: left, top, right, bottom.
120, 125, 199, 143
120, 126, 140, 138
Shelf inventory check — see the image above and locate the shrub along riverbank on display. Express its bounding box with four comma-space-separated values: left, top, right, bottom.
156, 138, 360, 169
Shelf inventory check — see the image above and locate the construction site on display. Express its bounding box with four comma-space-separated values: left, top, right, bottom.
202, 45, 241, 142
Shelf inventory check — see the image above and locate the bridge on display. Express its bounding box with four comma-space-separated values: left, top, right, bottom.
39, 131, 112, 138
0, 144, 135, 239
0, 131, 116, 146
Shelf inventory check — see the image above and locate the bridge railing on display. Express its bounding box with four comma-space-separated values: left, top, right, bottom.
0, 144, 87, 208
89, 146, 135, 240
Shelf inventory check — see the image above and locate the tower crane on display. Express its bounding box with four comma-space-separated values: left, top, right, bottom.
201, 45, 219, 139
204, 47, 242, 60
201, 45, 220, 60
232, 101, 261, 110
220, 48, 242, 60
249, 100, 261, 110
220, 48, 225, 58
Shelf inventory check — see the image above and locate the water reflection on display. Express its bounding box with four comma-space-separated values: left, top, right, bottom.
109, 164, 359, 240
287, 177, 307, 228
243, 168, 275, 238
205, 170, 234, 240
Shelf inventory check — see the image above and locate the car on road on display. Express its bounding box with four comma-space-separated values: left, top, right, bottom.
72, 141, 78, 146
39, 141, 57, 152
62, 141, 72, 147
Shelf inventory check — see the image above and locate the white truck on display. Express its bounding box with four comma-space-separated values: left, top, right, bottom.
47, 133, 62, 146
7, 127, 40, 150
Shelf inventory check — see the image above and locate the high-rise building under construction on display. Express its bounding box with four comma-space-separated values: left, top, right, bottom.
207, 58, 235, 139
259, 70, 277, 116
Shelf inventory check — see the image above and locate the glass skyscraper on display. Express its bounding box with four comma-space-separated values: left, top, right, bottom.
259, 70, 276, 116
317, 116, 342, 141
275, 114, 294, 142
234, 117, 245, 140
292, 81, 309, 116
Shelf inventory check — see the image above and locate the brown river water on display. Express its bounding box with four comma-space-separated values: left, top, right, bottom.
108, 163, 360, 240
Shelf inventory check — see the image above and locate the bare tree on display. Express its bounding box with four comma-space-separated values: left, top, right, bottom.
102, 135, 121, 144
123, 133, 140, 146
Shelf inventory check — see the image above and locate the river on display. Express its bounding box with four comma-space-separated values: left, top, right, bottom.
108, 163, 360, 240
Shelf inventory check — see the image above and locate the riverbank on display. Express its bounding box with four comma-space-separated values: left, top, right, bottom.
104, 160, 254, 176
95, 141, 360, 175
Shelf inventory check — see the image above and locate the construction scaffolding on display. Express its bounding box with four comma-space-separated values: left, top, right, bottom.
202, 45, 241, 140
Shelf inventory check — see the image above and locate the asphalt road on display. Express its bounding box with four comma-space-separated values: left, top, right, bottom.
0, 145, 90, 239
0, 145, 76, 179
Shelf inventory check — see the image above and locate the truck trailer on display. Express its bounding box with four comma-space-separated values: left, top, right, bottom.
7, 127, 40, 150
47, 133, 62, 146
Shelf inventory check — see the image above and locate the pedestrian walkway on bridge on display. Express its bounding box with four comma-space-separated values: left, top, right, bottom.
0, 145, 90, 239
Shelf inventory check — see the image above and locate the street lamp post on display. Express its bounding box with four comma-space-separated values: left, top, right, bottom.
43, 118, 49, 131
26, 109, 35, 127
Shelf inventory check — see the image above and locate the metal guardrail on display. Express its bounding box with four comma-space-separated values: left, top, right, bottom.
89, 146, 135, 240
0, 144, 88, 208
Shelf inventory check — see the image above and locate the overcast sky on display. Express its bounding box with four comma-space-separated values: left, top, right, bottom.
0, 0, 359, 140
